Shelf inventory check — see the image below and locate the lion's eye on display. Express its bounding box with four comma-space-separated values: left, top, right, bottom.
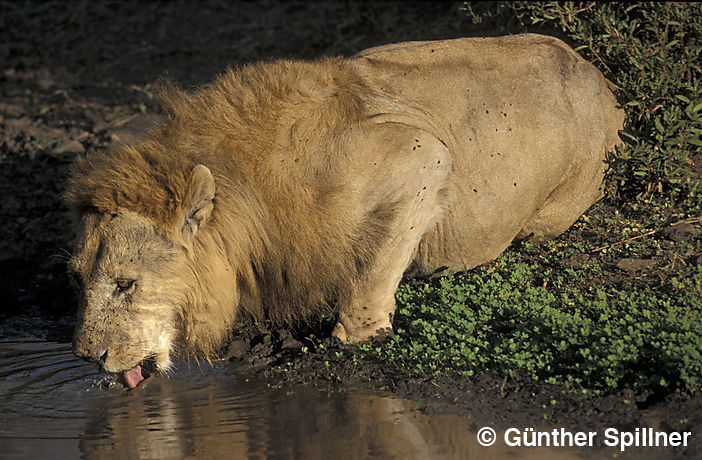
115, 279, 136, 292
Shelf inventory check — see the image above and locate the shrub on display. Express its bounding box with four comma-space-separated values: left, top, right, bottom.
516, 2, 701, 205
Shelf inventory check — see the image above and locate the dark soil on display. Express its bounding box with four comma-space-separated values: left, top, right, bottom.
1, 2, 700, 458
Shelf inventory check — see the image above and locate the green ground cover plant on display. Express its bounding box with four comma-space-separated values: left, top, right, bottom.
365, 249, 701, 394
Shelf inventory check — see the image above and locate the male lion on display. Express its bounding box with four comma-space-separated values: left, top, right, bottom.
67, 34, 623, 388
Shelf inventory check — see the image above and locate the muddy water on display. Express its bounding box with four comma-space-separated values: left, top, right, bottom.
0, 341, 661, 459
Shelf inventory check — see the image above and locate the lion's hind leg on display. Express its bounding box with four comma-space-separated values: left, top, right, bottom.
516, 157, 607, 241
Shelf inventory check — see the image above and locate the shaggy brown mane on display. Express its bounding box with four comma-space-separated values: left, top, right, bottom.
66, 57, 369, 228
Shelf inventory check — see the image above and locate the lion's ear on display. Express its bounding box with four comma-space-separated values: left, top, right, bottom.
182, 164, 215, 240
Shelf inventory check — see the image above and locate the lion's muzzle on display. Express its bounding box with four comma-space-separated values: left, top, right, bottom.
72, 334, 109, 367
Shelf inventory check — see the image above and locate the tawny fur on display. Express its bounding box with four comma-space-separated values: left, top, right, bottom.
67, 34, 623, 371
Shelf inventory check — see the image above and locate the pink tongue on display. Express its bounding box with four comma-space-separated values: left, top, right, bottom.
121, 364, 145, 389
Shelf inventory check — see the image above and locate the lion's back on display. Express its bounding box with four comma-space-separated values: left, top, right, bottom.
353, 35, 624, 272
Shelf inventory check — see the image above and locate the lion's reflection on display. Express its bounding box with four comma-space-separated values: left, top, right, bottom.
79, 373, 587, 459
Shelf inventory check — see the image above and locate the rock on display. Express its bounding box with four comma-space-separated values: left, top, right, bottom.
92, 122, 111, 133
565, 253, 590, 268
281, 336, 303, 349
37, 78, 54, 91
50, 139, 84, 155
660, 223, 698, 242
224, 339, 250, 360
275, 329, 303, 349
615, 258, 656, 273
107, 114, 160, 143
0, 102, 25, 118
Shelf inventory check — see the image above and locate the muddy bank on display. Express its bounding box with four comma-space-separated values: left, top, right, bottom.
215, 330, 700, 458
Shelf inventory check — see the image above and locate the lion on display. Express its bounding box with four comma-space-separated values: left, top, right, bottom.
67, 34, 623, 388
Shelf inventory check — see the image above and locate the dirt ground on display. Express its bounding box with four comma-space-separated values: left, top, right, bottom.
1, 2, 700, 457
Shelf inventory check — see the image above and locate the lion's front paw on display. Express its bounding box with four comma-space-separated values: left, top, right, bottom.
332, 320, 394, 344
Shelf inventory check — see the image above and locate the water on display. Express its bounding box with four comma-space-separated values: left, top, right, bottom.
0, 341, 670, 459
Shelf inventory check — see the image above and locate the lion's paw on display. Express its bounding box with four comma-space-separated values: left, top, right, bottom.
332, 321, 394, 344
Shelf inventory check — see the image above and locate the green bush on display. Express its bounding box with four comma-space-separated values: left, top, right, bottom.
508, 2, 702, 206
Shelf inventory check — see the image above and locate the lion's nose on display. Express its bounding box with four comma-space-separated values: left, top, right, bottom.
72, 338, 109, 366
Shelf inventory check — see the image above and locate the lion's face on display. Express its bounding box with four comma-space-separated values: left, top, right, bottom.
68, 164, 217, 388
70, 210, 186, 384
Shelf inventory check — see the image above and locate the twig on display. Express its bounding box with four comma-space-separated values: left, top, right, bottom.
92, 114, 140, 134
590, 216, 701, 253
569, 2, 596, 16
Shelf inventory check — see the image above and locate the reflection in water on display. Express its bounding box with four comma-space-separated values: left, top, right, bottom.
0, 342, 665, 459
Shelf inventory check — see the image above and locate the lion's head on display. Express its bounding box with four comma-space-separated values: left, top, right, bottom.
68, 161, 222, 388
